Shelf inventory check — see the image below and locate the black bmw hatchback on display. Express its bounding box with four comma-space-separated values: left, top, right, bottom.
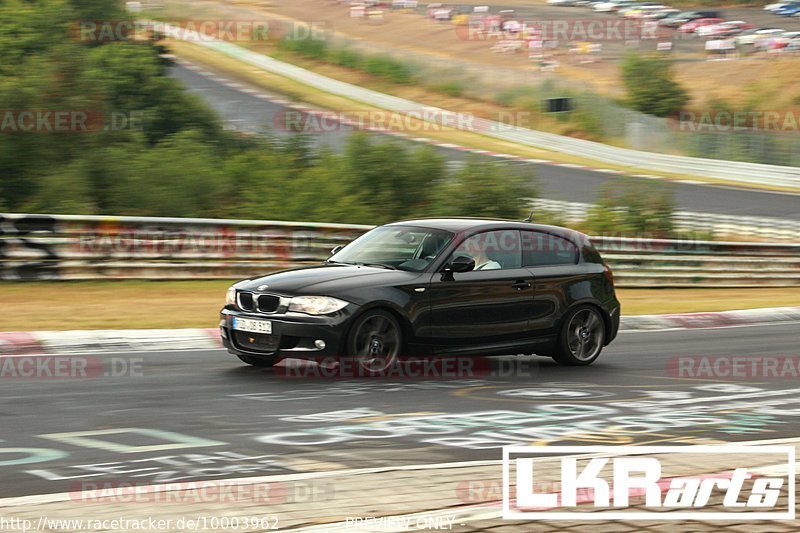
220, 219, 620, 369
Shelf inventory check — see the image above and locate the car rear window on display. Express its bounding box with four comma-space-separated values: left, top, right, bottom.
521, 231, 579, 267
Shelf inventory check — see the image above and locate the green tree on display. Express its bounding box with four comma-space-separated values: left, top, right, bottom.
0, 0, 74, 76
621, 54, 689, 117
432, 156, 537, 219
84, 42, 223, 144
344, 134, 445, 223
25, 160, 97, 214
67, 0, 126, 20
0, 0, 226, 210
105, 131, 228, 217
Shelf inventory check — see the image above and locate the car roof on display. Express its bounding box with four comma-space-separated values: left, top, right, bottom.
387, 218, 586, 239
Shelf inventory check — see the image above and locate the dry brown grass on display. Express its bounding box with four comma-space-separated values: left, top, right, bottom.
676, 58, 800, 111
617, 287, 800, 315
1, 282, 798, 331
0, 281, 230, 331
192, 0, 800, 113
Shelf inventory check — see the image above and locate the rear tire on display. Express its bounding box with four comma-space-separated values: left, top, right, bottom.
553, 305, 606, 366
235, 353, 278, 368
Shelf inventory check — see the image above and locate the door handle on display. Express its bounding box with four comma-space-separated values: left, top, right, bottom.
512, 280, 532, 290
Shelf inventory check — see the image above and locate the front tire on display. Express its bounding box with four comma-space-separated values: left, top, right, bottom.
553, 305, 606, 366
345, 309, 403, 373
235, 353, 278, 368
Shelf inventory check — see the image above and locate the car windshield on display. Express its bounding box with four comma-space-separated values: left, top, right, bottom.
328, 225, 454, 272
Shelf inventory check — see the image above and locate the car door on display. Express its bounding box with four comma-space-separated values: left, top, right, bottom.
521, 230, 586, 333
427, 229, 535, 347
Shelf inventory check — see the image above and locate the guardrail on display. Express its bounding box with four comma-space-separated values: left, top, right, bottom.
531, 199, 800, 242
161, 24, 800, 189
2, 213, 799, 287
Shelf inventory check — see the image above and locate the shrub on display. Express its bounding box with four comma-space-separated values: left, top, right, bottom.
332, 48, 363, 69
362, 55, 415, 84
621, 54, 689, 117
584, 179, 675, 238
431, 155, 538, 219
278, 35, 328, 60
433, 81, 464, 97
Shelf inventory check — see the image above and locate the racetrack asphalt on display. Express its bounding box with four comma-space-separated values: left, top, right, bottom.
1, 321, 798, 499
169, 63, 800, 220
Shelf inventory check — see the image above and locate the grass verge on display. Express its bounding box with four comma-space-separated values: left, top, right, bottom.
0, 281, 798, 331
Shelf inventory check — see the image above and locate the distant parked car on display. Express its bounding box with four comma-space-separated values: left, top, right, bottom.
659, 11, 695, 26
735, 27, 785, 45
616, 2, 656, 16
765, 1, 790, 11
786, 35, 800, 50
548, 0, 582, 5
772, 31, 800, 47
618, 2, 667, 14
621, 7, 643, 18
622, 5, 670, 19
594, 0, 636, 13
427, 3, 450, 18
678, 18, 724, 33
660, 11, 721, 27
696, 21, 753, 37
643, 8, 680, 19
775, 2, 800, 15
617, 2, 667, 18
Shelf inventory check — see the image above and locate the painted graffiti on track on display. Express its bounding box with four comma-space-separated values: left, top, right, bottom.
246, 383, 797, 449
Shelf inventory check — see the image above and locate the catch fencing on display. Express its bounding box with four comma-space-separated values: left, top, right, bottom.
1, 213, 798, 287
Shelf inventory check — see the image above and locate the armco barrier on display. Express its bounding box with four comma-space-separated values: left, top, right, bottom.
2, 213, 799, 287
531, 199, 800, 242
159, 23, 800, 189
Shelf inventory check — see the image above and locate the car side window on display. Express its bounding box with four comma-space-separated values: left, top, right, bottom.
449, 230, 521, 270
521, 231, 579, 267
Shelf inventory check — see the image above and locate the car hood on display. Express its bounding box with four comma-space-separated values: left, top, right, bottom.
236, 264, 425, 295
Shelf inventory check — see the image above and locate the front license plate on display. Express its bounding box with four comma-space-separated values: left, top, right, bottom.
232, 317, 272, 334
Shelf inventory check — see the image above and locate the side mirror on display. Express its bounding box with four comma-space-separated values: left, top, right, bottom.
446, 255, 475, 274
330, 245, 344, 256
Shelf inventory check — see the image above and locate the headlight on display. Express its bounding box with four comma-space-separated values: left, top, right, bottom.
226, 286, 237, 307
288, 296, 349, 315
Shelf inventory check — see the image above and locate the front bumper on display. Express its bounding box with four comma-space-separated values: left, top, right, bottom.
219, 306, 357, 360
